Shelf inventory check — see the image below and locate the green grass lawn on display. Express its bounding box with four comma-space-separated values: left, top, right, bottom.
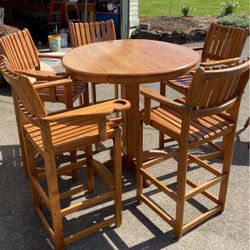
139, 0, 249, 17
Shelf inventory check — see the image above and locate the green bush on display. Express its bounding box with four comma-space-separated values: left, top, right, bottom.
180, 4, 191, 17
220, 1, 240, 16
216, 15, 250, 28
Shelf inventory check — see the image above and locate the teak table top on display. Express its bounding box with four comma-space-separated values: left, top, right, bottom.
62, 39, 199, 166
62, 39, 200, 84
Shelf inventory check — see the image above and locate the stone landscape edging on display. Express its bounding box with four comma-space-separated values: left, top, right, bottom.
130, 28, 208, 44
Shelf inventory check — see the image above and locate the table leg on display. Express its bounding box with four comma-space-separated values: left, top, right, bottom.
121, 84, 140, 168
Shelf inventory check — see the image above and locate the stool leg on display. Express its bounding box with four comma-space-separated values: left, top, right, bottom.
91, 83, 97, 104
219, 132, 235, 211
44, 154, 64, 249
175, 136, 189, 238
46, 153, 64, 249
25, 138, 42, 209
159, 133, 165, 149
40, 121, 64, 249
12, 90, 29, 176
136, 120, 143, 204
86, 145, 94, 192
114, 84, 120, 118
70, 151, 78, 181
114, 127, 122, 227
64, 92, 79, 181
83, 83, 90, 106
90, 83, 101, 151
114, 84, 119, 99
159, 82, 167, 149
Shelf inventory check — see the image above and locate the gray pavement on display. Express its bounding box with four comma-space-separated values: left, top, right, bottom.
0, 39, 249, 250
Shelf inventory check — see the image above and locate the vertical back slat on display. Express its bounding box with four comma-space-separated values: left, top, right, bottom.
84, 23, 92, 44
223, 75, 239, 101
208, 25, 223, 60
219, 28, 233, 58
227, 28, 239, 58
95, 22, 101, 41
208, 78, 227, 107
217, 77, 233, 103
75, 23, 83, 46
234, 29, 246, 56
19, 31, 36, 69
100, 21, 107, 41
79, 23, 87, 45
228, 75, 241, 99
69, 22, 77, 47
228, 29, 245, 58
106, 20, 112, 40
214, 27, 228, 59
199, 80, 213, 108
23, 29, 40, 69
110, 19, 116, 40
89, 22, 96, 42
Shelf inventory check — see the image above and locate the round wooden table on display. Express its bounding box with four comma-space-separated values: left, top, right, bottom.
62, 39, 200, 166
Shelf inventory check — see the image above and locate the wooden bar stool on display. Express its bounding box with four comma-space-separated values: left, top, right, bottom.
137, 59, 249, 238
68, 20, 119, 104
0, 55, 131, 249
159, 22, 249, 150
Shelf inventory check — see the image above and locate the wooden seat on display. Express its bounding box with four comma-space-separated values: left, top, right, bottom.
137, 59, 249, 238
0, 28, 89, 107
159, 22, 248, 149
69, 20, 119, 104
0, 55, 131, 249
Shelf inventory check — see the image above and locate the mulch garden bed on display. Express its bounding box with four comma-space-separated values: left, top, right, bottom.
131, 16, 217, 44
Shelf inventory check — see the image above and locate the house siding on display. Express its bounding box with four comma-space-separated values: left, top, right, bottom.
129, 0, 139, 27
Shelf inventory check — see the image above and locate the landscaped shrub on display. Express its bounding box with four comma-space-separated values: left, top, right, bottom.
220, 1, 240, 16
180, 4, 191, 17
216, 15, 250, 28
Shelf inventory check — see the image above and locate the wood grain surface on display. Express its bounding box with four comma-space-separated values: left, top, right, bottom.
63, 39, 200, 84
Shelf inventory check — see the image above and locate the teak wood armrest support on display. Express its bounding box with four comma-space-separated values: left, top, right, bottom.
140, 88, 189, 124
38, 53, 64, 60
33, 78, 74, 90
16, 69, 68, 81
43, 99, 131, 122
201, 57, 240, 67
140, 88, 189, 111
